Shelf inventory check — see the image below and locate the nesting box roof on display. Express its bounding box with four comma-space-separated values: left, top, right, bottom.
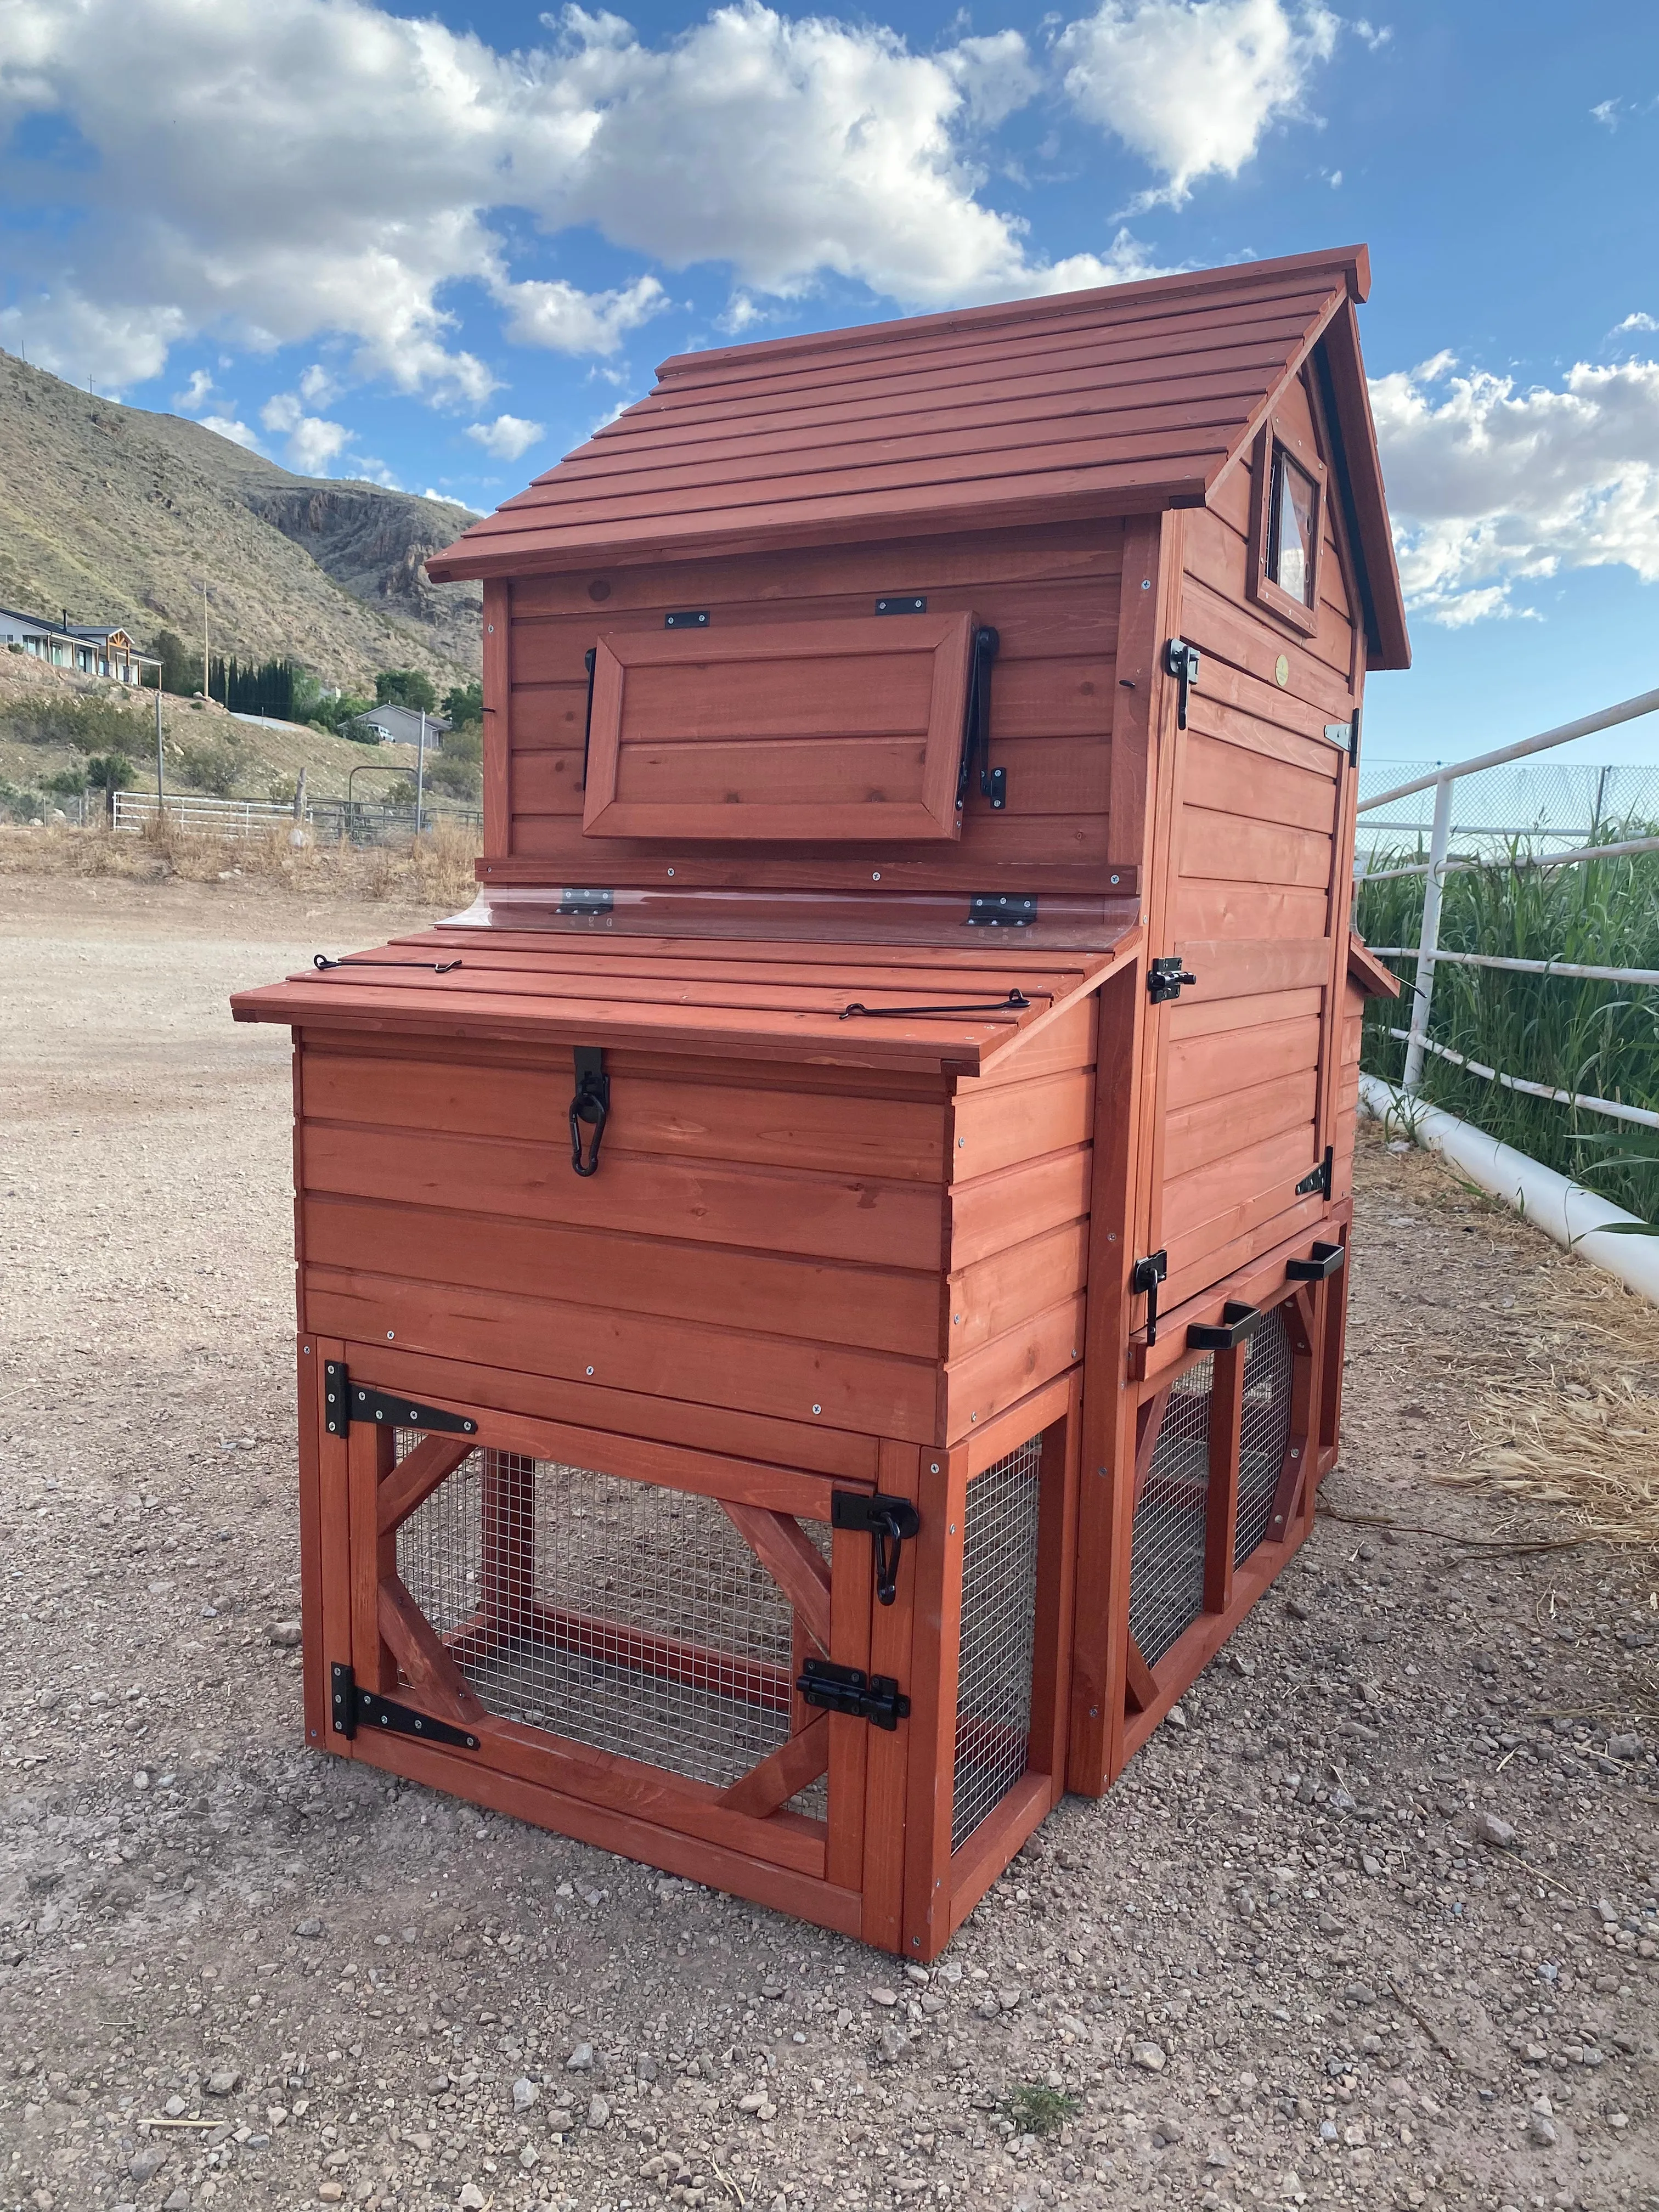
428, 244, 1407, 668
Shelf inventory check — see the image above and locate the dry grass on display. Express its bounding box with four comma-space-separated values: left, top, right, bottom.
0, 815, 480, 909
1462, 1261, 1659, 1548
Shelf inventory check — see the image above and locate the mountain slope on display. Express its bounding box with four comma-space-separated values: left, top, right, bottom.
0, 353, 483, 685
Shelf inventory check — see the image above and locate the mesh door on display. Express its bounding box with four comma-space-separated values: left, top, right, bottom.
952, 1435, 1042, 1853
1127, 1304, 1298, 1667
1127, 1357, 1213, 1667
394, 1443, 820, 1791
1233, 1307, 1294, 1565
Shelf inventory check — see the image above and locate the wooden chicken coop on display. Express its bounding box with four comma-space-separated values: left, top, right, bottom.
233, 244, 1408, 1958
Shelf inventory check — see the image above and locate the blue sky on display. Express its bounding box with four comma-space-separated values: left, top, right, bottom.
2, 0, 1656, 761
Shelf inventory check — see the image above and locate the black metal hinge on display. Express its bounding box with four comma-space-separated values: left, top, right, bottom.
1187, 1300, 1262, 1352
331, 1663, 480, 1750
1325, 712, 1361, 765
1131, 1249, 1168, 1347
831, 1491, 920, 1606
1164, 636, 1200, 730
875, 595, 926, 615
557, 887, 613, 917
1148, 956, 1197, 1003
796, 1656, 910, 1731
580, 646, 597, 789
664, 610, 709, 628
1295, 1147, 1334, 1200
966, 893, 1037, 928
323, 1363, 478, 1440
1287, 1239, 1346, 1282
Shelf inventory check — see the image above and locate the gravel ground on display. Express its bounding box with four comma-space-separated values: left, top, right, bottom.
1, 874, 1656, 2212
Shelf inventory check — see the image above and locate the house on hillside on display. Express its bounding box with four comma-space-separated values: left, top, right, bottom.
352, 701, 450, 748
0, 606, 159, 684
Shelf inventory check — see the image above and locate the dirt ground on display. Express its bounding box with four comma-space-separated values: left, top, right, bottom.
1, 874, 1655, 2212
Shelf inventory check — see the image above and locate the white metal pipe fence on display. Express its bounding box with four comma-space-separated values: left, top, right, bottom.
1355, 686, 1659, 1095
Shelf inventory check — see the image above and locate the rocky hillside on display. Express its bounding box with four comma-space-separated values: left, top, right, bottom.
0, 352, 482, 686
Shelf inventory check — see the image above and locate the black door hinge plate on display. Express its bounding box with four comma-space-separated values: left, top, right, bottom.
323, 1362, 478, 1440
875, 595, 926, 615
331, 1663, 480, 1750
1295, 1147, 1334, 1199
1287, 1239, 1346, 1282
796, 1656, 910, 1731
664, 610, 709, 628
1131, 1248, 1168, 1347
1187, 1300, 1262, 1352
1164, 636, 1200, 729
966, 893, 1036, 927
1148, 955, 1197, 1003
831, 1490, 920, 1606
557, 887, 613, 916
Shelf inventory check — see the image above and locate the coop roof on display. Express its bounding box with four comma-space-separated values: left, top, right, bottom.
427, 244, 1408, 669
230, 918, 1139, 1076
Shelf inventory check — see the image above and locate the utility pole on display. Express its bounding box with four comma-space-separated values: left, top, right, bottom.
415, 707, 428, 837
201, 578, 209, 698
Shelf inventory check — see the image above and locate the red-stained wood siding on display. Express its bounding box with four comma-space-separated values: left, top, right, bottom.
1149, 365, 1361, 1308
296, 1008, 1093, 1455
497, 521, 1121, 894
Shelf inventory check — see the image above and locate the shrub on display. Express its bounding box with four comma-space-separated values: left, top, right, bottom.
150, 628, 200, 696
442, 679, 483, 726
176, 737, 246, 797
376, 668, 438, 713
0, 693, 142, 751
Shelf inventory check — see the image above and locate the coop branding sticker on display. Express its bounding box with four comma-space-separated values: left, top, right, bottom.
1274, 653, 1290, 688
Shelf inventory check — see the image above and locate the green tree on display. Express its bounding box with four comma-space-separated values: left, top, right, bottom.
150, 628, 200, 696
83, 752, 136, 820
375, 668, 438, 714
442, 679, 483, 726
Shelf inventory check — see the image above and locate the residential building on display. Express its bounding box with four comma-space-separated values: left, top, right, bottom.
352, 701, 450, 748
0, 606, 160, 684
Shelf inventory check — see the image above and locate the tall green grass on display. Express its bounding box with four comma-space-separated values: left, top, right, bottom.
1354, 839, 1659, 1225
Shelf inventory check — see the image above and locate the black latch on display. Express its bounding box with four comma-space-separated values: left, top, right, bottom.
557, 887, 614, 917
331, 1662, 480, 1750
1131, 1249, 1168, 1347
1148, 956, 1197, 1004
966, 893, 1036, 928
875, 595, 927, 615
1295, 1147, 1334, 1199
569, 1045, 610, 1178
1187, 1301, 1262, 1351
1287, 1239, 1346, 1282
795, 1656, 910, 1731
323, 1363, 478, 1440
831, 1490, 920, 1606
1164, 637, 1200, 730
954, 625, 1003, 812
664, 610, 709, 628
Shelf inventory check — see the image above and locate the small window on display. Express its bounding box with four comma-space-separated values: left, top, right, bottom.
1267, 447, 1318, 607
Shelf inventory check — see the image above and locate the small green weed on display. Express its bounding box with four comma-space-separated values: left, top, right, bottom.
1003, 2084, 1079, 2138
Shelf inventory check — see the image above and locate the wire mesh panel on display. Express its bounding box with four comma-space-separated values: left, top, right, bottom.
952, 1435, 1042, 1853
1127, 1356, 1213, 1668
1233, 1307, 1295, 1566
394, 1441, 817, 1791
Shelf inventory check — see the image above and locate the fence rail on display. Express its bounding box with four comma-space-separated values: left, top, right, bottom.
111, 791, 483, 844
114, 791, 298, 838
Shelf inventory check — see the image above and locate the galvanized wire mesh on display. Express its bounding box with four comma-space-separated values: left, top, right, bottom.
394, 1441, 820, 1792
952, 1435, 1042, 1854
1127, 1357, 1213, 1668
1356, 759, 1659, 862
1233, 1306, 1295, 1565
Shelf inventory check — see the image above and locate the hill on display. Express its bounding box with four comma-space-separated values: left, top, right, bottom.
0, 352, 483, 687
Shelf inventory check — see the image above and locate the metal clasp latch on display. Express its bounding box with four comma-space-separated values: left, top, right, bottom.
1147, 956, 1197, 1004
1164, 636, 1200, 730
569, 1045, 610, 1178
832, 1490, 921, 1606
1131, 1249, 1169, 1347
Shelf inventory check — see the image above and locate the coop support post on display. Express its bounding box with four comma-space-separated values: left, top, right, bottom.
1401, 771, 1453, 1093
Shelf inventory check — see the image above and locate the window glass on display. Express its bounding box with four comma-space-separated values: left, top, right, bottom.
1267, 447, 1317, 607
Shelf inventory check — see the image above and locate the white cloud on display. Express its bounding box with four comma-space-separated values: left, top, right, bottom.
1618, 312, 1658, 334
1370, 352, 1659, 625
0, 0, 1211, 398
496, 273, 667, 353
1056, 0, 1340, 207
174, 367, 216, 410
1590, 98, 1619, 128
466, 414, 548, 460
261, 391, 351, 473
199, 412, 262, 450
